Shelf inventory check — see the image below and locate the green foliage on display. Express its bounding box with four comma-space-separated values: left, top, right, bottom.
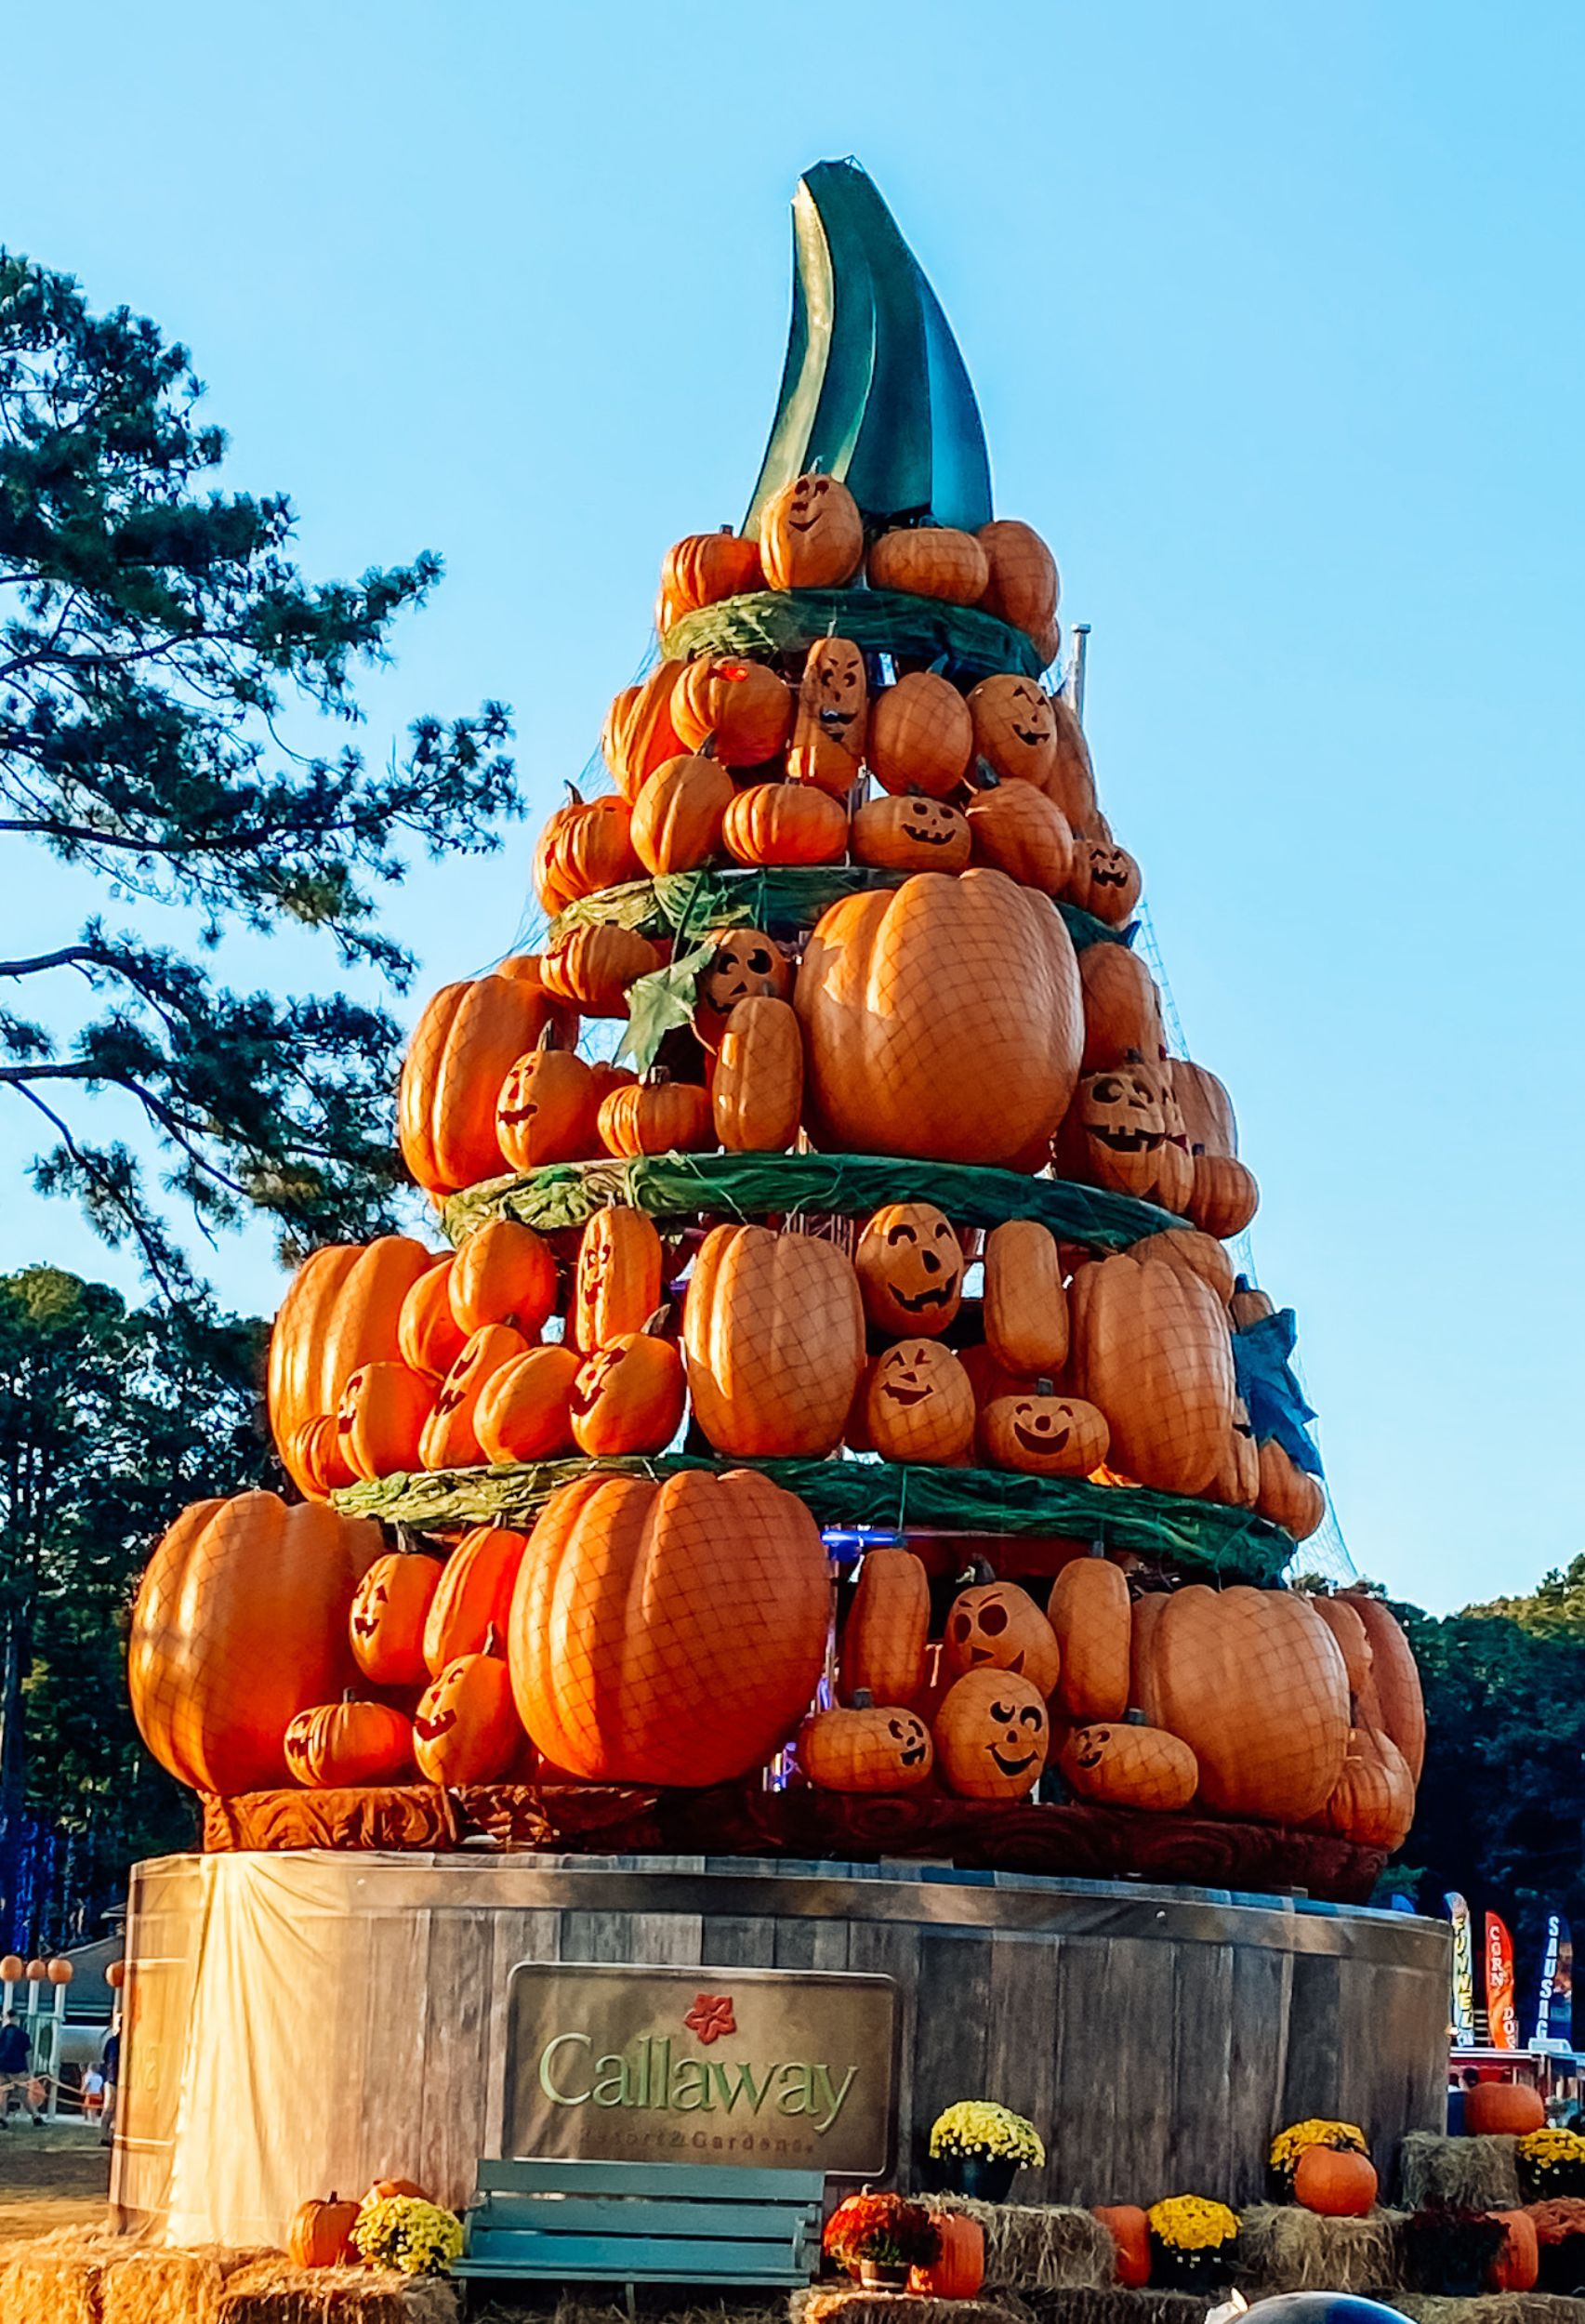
0, 248, 519, 1293
0, 1263, 275, 1945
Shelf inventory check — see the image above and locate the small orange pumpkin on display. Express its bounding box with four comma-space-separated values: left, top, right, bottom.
540, 925, 662, 1020
944, 1581, 1061, 1697
630, 752, 736, 875
787, 637, 867, 797
1486, 2209, 1540, 2292
1321, 1724, 1415, 1849
694, 928, 793, 1047
977, 520, 1059, 639
602, 660, 687, 800
671, 657, 793, 766
865, 1339, 976, 1465
868, 524, 989, 605
983, 1219, 1068, 1372
1293, 2145, 1380, 2218
574, 1207, 665, 1350
450, 1219, 558, 1338
850, 791, 971, 872
712, 996, 803, 1154
1187, 1151, 1261, 1240
1464, 2080, 1545, 2135
799, 1695, 934, 1792
910, 2212, 985, 2299
597, 1074, 714, 1158
363, 2176, 429, 2206
533, 786, 641, 915
289, 2196, 361, 2270
414, 1646, 522, 1786
981, 1389, 1109, 1478
1094, 2206, 1151, 2289
496, 1032, 601, 1173
1058, 1718, 1197, 1812
350, 1552, 445, 1688
866, 672, 974, 799
1066, 837, 1143, 925
473, 1344, 581, 1463
570, 1330, 686, 1456
854, 1202, 965, 1337
933, 1668, 1049, 1799
721, 782, 847, 865
966, 773, 1073, 890
840, 1548, 931, 1705
759, 473, 864, 590
284, 1697, 415, 1787
1058, 1064, 1169, 1200
656, 529, 763, 628
1079, 944, 1167, 1071
396, 1258, 468, 1385
1257, 1439, 1327, 1538
419, 1324, 535, 1469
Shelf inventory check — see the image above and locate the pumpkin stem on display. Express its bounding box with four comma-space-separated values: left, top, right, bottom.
852, 1688, 874, 1709
482, 1623, 501, 1659
973, 757, 1001, 788
563, 781, 584, 806
641, 1305, 670, 1337
535, 1019, 562, 1052
1124, 1708, 1146, 1725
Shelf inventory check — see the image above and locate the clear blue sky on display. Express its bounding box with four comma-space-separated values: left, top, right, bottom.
3, 0, 1581, 1613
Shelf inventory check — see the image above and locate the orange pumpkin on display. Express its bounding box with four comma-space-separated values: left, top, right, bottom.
508, 1468, 831, 1784
1079, 945, 1166, 1071
602, 660, 687, 801
799, 1697, 934, 1793
473, 1344, 581, 1462
539, 924, 662, 1019
977, 520, 1059, 639
983, 1219, 1068, 1372
851, 792, 971, 873
400, 971, 575, 1195
1094, 2206, 1152, 2290
570, 1331, 686, 1456
868, 524, 989, 605
1065, 836, 1143, 926
795, 870, 1083, 1167
933, 1668, 1049, 1799
1059, 1719, 1197, 1812
363, 2177, 428, 2206
1486, 2209, 1540, 2293
1138, 1584, 1350, 1823
968, 674, 1060, 788
396, 1257, 468, 1384
1050, 1554, 1132, 1722
128, 1494, 380, 1794
981, 1389, 1109, 1478
1171, 1061, 1239, 1157
1321, 1724, 1415, 1849
944, 1581, 1061, 1697
574, 1207, 664, 1350
840, 1548, 931, 1706
1187, 1151, 1261, 1240
1465, 2081, 1545, 2136
423, 1527, 528, 1673
1057, 1063, 1169, 1201
1209, 1399, 1261, 1508
450, 1219, 558, 1337
418, 1324, 535, 1469
284, 1697, 414, 1788
350, 1552, 444, 1688
787, 637, 867, 797
1339, 1593, 1425, 1781
910, 2212, 986, 2299
533, 786, 641, 915
854, 1202, 965, 1337
1128, 1227, 1235, 1308
289, 2197, 361, 2270
1044, 694, 1100, 833
721, 782, 847, 865
336, 1360, 433, 1482
712, 996, 804, 1154
759, 473, 865, 590
866, 1339, 977, 1465
268, 1237, 435, 1491
286, 1413, 353, 1499
630, 752, 736, 875
694, 929, 793, 1048
656, 529, 763, 628
671, 657, 793, 766
496, 1034, 601, 1172
414, 1650, 522, 1786
1068, 1253, 1235, 1495
1293, 2146, 1380, 2218
966, 775, 1073, 890
1308, 1595, 1373, 1698
865, 673, 974, 799
1257, 1439, 1327, 1538
597, 1075, 714, 1157
683, 1223, 865, 1457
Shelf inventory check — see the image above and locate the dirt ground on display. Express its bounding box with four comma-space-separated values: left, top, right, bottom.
0, 2120, 110, 2246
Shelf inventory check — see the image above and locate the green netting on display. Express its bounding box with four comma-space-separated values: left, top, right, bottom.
549, 866, 1127, 954
661, 587, 1043, 681
331, 1452, 1291, 1583
442, 1151, 1186, 1248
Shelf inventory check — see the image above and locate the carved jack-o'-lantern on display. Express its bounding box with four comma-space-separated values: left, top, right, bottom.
1067, 837, 1143, 926
933, 1668, 1050, 1800
1057, 1719, 1198, 1812
865, 1339, 976, 1465
759, 472, 865, 590
943, 1582, 1062, 1697
850, 793, 971, 874
1059, 1065, 1167, 1199
350, 1552, 444, 1688
418, 1325, 534, 1471
569, 1330, 685, 1457
695, 929, 793, 1050
967, 674, 1058, 786
413, 1648, 522, 1786
981, 1390, 1110, 1478
787, 637, 867, 796
854, 1203, 965, 1336
573, 1207, 664, 1352
799, 1697, 934, 1793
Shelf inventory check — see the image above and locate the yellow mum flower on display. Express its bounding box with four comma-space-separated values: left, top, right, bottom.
929, 2101, 1046, 2167
1149, 2196, 1240, 2251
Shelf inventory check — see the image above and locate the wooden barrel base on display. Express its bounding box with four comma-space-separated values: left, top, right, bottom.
200, 1779, 1388, 1903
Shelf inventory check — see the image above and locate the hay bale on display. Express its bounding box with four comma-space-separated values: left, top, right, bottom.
1018, 2291, 1212, 2324
1398, 2133, 1523, 2212
216, 2260, 460, 2324
0, 2236, 112, 2324
790, 2290, 1024, 2324
930, 2199, 1114, 2293
1235, 2203, 1407, 2294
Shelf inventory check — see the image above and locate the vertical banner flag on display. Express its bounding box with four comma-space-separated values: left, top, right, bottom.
1486, 1911, 1520, 2050
1447, 1893, 1475, 2046
1534, 1914, 1575, 2051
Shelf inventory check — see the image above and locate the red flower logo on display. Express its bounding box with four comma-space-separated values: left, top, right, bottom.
683, 1993, 736, 2045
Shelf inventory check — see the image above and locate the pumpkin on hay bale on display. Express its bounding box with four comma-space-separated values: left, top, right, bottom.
930, 2193, 1115, 2291
1235, 2201, 1407, 2294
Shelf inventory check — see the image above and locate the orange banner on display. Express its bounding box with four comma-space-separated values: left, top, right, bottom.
1486, 1911, 1520, 2049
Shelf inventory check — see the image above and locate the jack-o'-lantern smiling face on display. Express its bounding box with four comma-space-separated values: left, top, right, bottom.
1081, 1069, 1164, 1155
983, 1392, 1110, 1478
855, 1202, 965, 1335
811, 638, 864, 730
932, 1667, 1050, 1800
787, 473, 836, 533
899, 799, 962, 850
969, 673, 1058, 782
888, 1712, 931, 1771
944, 1581, 1061, 1697
700, 929, 789, 1015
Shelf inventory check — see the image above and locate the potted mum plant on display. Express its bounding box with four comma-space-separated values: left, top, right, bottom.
824, 2190, 941, 2290
1146, 2196, 1241, 2291
1520, 2128, 1585, 2201
927, 2101, 1046, 2201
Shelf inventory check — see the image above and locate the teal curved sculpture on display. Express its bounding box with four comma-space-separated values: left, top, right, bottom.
745, 159, 994, 536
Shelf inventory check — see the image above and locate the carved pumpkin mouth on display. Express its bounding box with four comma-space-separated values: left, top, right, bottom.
1091, 862, 1128, 886
497, 1104, 536, 1126
1090, 1126, 1159, 1153
1012, 723, 1048, 746
990, 1744, 1039, 1777
969, 1645, 1026, 1674
414, 1710, 456, 1741
880, 1380, 930, 1406
350, 1614, 379, 1638
1075, 1740, 1105, 1768
902, 825, 957, 846
892, 1281, 957, 1311
1013, 1421, 1069, 1454
819, 707, 857, 729
788, 512, 821, 532
899, 1737, 929, 1766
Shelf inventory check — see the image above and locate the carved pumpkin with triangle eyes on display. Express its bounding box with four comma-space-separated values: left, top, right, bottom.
1057, 1065, 1168, 1199
1066, 836, 1143, 926
496, 1034, 601, 1172
418, 1325, 535, 1470
854, 1203, 965, 1336
694, 928, 793, 1050
933, 1668, 1050, 1800
413, 1646, 522, 1786
799, 1696, 935, 1793
787, 637, 867, 796
569, 1329, 686, 1457
350, 1552, 445, 1688
967, 674, 1059, 786
943, 1582, 1062, 1697
866, 1340, 976, 1465
1058, 1719, 1199, 1812
336, 1359, 433, 1482
759, 472, 865, 590
851, 793, 971, 874
982, 1389, 1110, 1478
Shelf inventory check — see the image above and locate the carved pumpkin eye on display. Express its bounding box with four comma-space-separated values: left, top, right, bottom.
978, 1600, 1009, 1637
1092, 1076, 1122, 1104
1019, 1704, 1043, 1729
991, 1698, 1017, 1723
952, 1612, 971, 1643
886, 1221, 917, 1245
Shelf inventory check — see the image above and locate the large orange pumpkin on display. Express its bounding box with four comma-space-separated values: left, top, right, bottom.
866, 1340, 977, 1465
450, 1218, 558, 1337
1340, 1592, 1425, 1781
854, 1202, 966, 1337
350, 1552, 444, 1688
1293, 2146, 1380, 2218
289, 2197, 361, 2270
683, 1224, 865, 1458
508, 1468, 831, 1784
983, 1219, 1067, 1372
795, 870, 1083, 1167
1050, 1555, 1132, 1723
399, 971, 575, 1196
284, 1697, 413, 1788
335, 1359, 433, 1482
671, 658, 793, 766
712, 996, 804, 1154
630, 752, 735, 876
1465, 2082, 1546, 2136
128, 1494, 381, 1794
569, 1331, 686, 1456
840, 1548, 930, 1706
423, 1527, 528, 1674
268, 1237, 435, 1494
1486, 2208, 1540, 2292
1068, 1253, 1235, 1495
787, 637, 867, 797
865, 673, 974, 799
496, 1035, 601, 1172
1138, 1584, 1350, 1823
759, 474, 865, 590
933, 1669, 1049, 1799
414, 1651, 522, 1786
1094, 2206, 1152, 2290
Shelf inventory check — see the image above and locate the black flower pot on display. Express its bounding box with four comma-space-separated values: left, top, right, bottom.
1148, 2233, 1239, 2292
928, 2152, 1019, 2202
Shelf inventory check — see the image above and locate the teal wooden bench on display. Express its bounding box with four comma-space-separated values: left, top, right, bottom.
456, 2157, 826, 2289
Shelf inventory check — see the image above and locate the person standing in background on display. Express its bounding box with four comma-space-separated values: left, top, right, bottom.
99, 2021, 120, 2147
0, 2013, 41, 2126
